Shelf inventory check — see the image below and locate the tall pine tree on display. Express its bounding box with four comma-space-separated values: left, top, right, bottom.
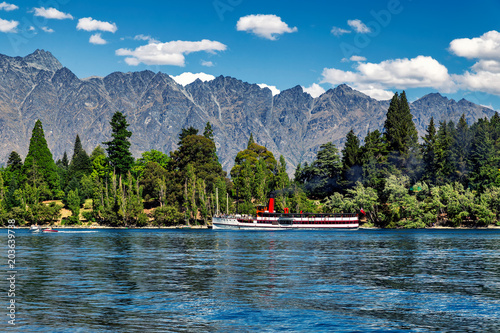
69, 135, 92, 180
23, 120, 59, 194
435, 121, 455, 184
469, 119, 494, 190
203, 122, 214, 141
384, 91, 418, 155
383, 91, 419, 174
104, 112, 134, 175
422, 117, 437, 184
453, 114, 471, 183
341, 129, 361, 187
178, 126, 198, 145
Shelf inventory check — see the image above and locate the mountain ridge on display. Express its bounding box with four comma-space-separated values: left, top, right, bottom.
0, 50, 496, 174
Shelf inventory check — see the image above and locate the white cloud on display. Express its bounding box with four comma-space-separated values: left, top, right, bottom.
77, 17, 117, 33
448, 31, 500, 96
171, 72, 215, 86
89, 33, 107, 45
236, 14, 297, 40
449, 30, 500, 60
358, 87, 394, 100
33, 7, 73, 20
134, 34, 158, 43
350, 55, 366, 62
257, 83, 280, 96
201, 60, 214, 67
454, 71, 500, 96
116, 39, 227, 66
0, 2, 17, 11
0, 18, 18, 32
331, 26, 350, 37
347, 19, 371, 33
321, 56, 455, 93
41, 26, 54, 33
302, 83, 325, 98
471, 60, 500, 73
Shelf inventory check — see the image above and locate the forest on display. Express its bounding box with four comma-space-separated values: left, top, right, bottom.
1, 91, 500, 228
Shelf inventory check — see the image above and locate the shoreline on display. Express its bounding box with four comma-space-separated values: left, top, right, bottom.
3, 225, 210, 229
3, 225, 500, 230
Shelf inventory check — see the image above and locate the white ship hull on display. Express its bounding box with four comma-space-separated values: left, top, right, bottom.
212, 215, 358, 230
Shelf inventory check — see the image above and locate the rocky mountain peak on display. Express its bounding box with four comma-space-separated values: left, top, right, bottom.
0, 49, 497, 175
23, 49, 63, 72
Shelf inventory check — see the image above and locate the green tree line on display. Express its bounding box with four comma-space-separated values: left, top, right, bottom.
295, 92, 500, 228
2, 93, 500, 228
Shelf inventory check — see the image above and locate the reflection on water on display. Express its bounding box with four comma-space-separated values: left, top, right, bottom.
1, 229, 500, 332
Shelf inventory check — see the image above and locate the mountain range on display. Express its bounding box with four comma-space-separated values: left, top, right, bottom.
0, 50, 496, 174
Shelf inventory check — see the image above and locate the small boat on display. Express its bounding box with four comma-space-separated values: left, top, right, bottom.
30, 225, 41, 232
212, 195, 359, 230
42, 227, 58, 233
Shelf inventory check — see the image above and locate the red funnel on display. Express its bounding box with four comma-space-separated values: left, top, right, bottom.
268, 197, 275, 213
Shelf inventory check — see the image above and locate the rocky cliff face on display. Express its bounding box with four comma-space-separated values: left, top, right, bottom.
0, 50, 496, 174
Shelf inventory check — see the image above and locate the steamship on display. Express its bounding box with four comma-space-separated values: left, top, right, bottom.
212, 196, 359, 230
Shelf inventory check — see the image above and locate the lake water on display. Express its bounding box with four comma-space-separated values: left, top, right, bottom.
2, 228, 500, 332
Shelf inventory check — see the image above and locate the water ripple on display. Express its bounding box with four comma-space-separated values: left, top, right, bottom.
1, 229, 500, 332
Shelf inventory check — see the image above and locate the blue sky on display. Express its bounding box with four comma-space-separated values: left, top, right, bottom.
1, 0, 500, 109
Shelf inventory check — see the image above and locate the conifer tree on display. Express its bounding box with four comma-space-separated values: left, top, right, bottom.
203, 122, 214, 141
341, 129, 361, 186
202, 122, 220, 162
275, 155, 290, 191
453, 114, 471, 182
103, 112, 134, 175
7, 151, 22, 171
435, 121, 454, 184
173, 134, 226, 191
293, 163, 302, 183
489, 112, 500, 142
5, 151, 22, 184
422, 117, 437, 184
23, 120, 59, 193
296, 142, 342, 198
69, 135, 92, 180
360, 130, 389, 192
247, 133, 255, 148
384, 91, 418, 156
61, 152, 69, 168
469, 120, 494, 189
178, 126, 198, 144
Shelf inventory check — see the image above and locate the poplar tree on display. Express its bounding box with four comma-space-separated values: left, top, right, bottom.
103, 112, 134, 175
